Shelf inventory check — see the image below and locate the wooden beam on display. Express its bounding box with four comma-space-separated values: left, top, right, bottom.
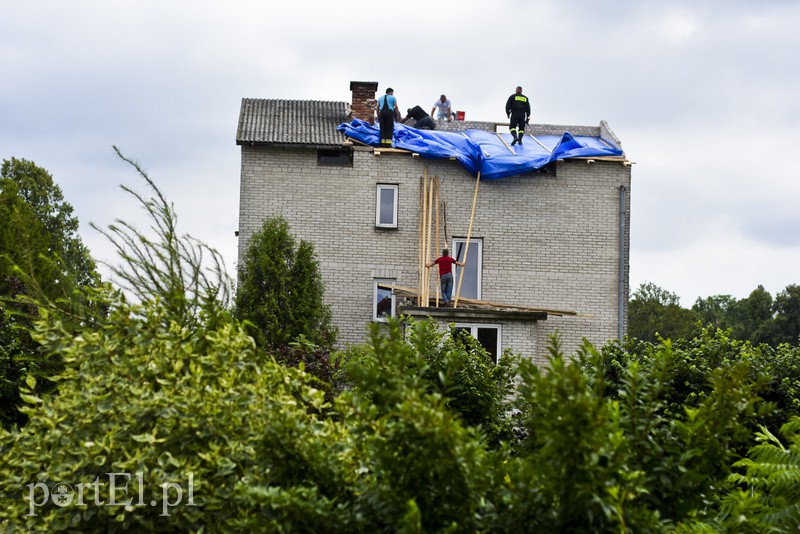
418, 173, 424, 306
381, 283, 588, 317
598, 137, 617, 150
434, 176, 441, 307
496, 132, 516, 155
373, 147, 413, 155
454, 171, 481, 308
528, 134, 551, 152
425, 173, 435, 305
345, 137, 370, 147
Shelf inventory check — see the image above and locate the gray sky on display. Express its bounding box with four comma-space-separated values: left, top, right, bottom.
2, 0, 799, 306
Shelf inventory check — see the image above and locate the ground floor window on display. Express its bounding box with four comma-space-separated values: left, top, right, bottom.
374, 279, 396, 321
453, 323, 501, 363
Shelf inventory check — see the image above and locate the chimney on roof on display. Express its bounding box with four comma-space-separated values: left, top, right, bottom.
350, 81, 378, 123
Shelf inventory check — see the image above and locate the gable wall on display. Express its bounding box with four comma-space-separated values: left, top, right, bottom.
238, 145, 631, 361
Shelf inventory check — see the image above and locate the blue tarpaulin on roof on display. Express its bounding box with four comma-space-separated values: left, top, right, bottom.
337, 119, 624, 180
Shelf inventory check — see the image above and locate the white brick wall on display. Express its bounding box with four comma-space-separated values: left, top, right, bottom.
238, 144, 631, 361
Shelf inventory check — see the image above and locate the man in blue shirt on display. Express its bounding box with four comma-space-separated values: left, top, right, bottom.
376, 88, 401, 147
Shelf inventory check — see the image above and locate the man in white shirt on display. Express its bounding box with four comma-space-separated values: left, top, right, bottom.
431, 95, 453, 122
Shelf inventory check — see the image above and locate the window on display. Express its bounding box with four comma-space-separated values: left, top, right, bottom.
317, 149, 352, 166
454, 324, 501, 363
451, 238, 482, 299
376, 184, 398, 228
373, 279, 396, 321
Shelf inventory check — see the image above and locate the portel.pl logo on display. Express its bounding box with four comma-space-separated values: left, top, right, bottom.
26, 472, 195, 517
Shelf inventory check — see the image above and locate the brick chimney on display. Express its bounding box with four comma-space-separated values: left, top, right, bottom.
349, 81, 378, 122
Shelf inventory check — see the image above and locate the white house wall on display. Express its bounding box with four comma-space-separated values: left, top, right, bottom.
238, 145, 631, 363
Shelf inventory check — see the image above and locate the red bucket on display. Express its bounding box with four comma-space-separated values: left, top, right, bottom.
456, 111, 465, 121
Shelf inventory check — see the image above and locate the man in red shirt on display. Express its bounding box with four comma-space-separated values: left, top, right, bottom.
427, 248, 465, 306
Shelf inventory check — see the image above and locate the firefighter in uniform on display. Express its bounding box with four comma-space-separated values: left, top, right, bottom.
377, 88, 400, 147
505, 86, 531, 146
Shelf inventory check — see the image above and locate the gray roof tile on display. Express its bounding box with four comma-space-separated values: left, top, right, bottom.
236, 98, 349, 146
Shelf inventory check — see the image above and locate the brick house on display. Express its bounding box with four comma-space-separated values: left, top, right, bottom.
236, 81, 632, 364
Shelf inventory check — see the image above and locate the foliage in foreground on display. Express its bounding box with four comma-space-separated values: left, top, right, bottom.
3, 157, 800, 531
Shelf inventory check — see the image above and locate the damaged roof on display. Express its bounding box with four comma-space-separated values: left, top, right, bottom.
236, 98, 349, 146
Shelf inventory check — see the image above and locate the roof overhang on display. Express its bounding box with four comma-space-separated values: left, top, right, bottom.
398, 305, 547, 322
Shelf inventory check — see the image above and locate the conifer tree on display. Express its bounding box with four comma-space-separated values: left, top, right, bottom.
234, 217, 335, 349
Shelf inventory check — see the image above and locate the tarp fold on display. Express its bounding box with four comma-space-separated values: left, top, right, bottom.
337, 119, 623, 180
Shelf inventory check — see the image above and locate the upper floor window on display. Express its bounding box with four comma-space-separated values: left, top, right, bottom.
376, 184, 398, 228
318, 149, 352, 166
451, 238, 482, 300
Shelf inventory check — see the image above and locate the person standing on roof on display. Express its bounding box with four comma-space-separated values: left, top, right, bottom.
401, 106, 436, 130
505, 86, 531, 146
426, 248, 465, 306
377, 88, 401, 147
431, 95, 453, 122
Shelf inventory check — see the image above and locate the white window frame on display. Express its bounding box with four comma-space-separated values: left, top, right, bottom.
451, 238, 482, 300
375, 184, 398, 228
373, 279, 396, 322
454, 323, 502, 363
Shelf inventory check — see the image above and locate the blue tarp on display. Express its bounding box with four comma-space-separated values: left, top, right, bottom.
337, 119, 624, 181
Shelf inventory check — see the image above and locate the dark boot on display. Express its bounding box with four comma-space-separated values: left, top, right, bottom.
517, 134, 523, 145
510, 132, 518, 146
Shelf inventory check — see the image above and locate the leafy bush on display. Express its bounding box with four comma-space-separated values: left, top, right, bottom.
4, 154, 800, 531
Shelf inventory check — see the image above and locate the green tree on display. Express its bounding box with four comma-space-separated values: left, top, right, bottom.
693, 293, 737, 331
771, 284, 800, 345
628, 282, 700, 342
733, 285, 775, 344
692, 286, 778, 345
0, 157, 100, 428
234, 216, 335, 350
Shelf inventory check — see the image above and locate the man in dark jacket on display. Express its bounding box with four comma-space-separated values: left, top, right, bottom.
401, 106, 436, 130
505, 86, 531, 146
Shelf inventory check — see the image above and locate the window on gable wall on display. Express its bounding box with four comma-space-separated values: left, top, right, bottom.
451, 238, 482, 299
317, 148, 353, 166
375, 184, 398, 228
374, 279, 396, 322
454, 324, 501, 363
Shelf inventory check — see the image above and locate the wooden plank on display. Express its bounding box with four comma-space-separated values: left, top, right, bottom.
418, 173, 424, 306
496, 132, 516, 155
528, 134, 551, 152
344, 137, 370, 147
434, 176, 440, 307
380, 283, 588, 317
454, 171, 480, 308
598, 137, 616, 150
373, 147, 413, 155
425, 173, 435, 305
573, 155, 628, 162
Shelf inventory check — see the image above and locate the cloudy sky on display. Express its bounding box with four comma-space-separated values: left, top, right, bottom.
2, 0, 799, 306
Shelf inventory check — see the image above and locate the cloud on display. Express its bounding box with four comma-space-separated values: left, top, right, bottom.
2, 0, 800, 304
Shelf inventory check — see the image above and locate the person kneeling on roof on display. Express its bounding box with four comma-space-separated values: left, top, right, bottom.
401, 106, 436, 130
427, 248, 465, 306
